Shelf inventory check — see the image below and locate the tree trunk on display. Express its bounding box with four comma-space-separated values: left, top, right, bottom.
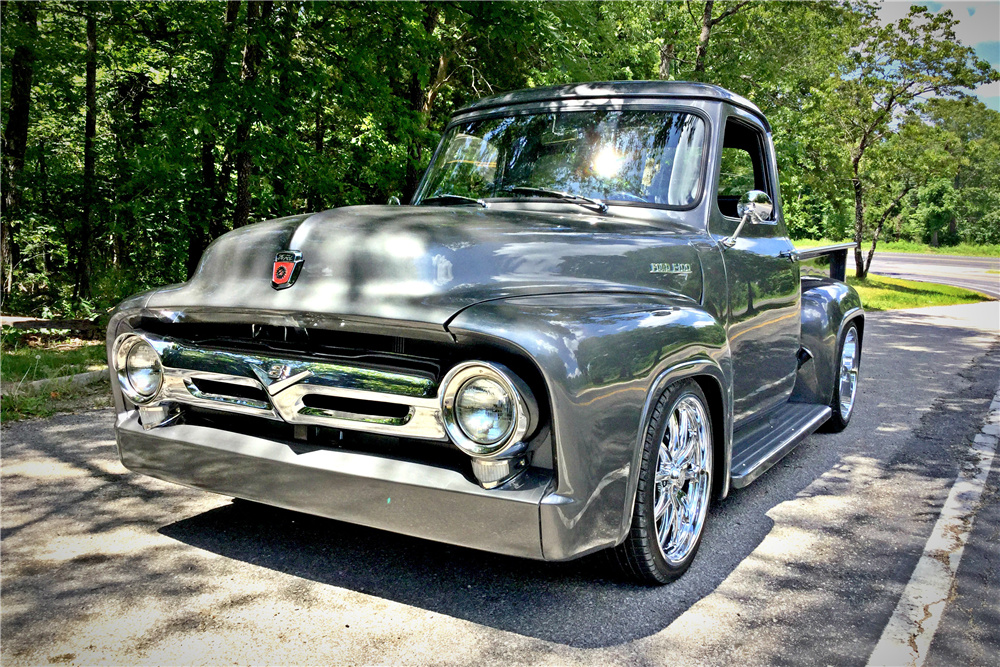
863, 185, 912, 275
307, 100, 325, 213
693, 1, 751, 76
111, 72, 150, 271
852, 176, 867, 279
270, 2, 299, 214
233, 0, 272, 229
403, 3, 442, 200
693, 1, 715, 74
39, 139, 54, 274
659, 42, 675, 80
212, 151, 232, 239
188, 0, 240, 278
76, 8, 98, 299
421, 54, 449, 116
1, 0, 38, 305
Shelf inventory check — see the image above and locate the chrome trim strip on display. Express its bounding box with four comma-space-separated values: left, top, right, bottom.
183, 377, 272, 411
158, 368, 282, 419
274, 384, 445, 437
128, 332, 448, 440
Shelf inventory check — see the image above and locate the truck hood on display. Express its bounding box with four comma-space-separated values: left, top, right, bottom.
145, 205, 704, 329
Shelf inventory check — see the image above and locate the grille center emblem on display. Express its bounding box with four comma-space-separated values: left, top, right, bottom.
272, 250, 304, 289
251, 363, 314, 396
268, 363, 292, 381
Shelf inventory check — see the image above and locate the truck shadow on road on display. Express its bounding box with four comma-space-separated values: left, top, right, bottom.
159, 487, 774, 648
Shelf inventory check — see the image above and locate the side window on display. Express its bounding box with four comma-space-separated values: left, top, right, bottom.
717, 117, 771, 219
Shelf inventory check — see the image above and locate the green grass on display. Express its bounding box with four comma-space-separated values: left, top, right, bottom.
794, 238, 1000, 258
1, 337, 106, 383
1, 376, 111, 422
846, 272, 992, 311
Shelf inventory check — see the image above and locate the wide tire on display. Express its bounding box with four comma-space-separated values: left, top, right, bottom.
820, 323, 860, 433
613, 379, 713, 585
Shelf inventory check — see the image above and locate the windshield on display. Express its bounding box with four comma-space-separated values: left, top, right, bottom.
415, 109, 706, 208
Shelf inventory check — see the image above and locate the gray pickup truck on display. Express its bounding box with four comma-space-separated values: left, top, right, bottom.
108, 82, 862, 584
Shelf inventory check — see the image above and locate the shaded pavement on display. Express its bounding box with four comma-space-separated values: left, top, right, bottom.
2, 302, 998, 665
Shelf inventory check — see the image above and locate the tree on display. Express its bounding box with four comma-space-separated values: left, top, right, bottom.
233, 0, 272, 229
821, 5, 995, 278
693, 1, 753, 74
1, 0, 38, 304
189, 1, 240, 274
75, 4, 98, 298
921, 97, 1000, 245
913, 179, 958, 246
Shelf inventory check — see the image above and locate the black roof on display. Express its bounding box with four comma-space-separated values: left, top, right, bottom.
455, 81, 769, 130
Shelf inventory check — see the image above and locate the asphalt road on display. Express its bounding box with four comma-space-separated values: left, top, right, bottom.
867, 252, 1000, 298
2, 302, 999, 666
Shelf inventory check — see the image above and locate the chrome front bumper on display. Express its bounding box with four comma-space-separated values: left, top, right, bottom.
115, 411, 553, 559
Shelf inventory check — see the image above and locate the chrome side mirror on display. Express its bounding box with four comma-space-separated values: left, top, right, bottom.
388, 195, 401, 206
736, 189, 773, 223
723, 190, 774, 248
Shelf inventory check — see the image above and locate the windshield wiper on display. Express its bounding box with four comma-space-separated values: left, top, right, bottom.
420, 193, 488, 208
504, 186, 608, 214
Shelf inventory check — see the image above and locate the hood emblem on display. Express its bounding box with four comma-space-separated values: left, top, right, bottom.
272, 250, 304, 289
432, 254, 453, 287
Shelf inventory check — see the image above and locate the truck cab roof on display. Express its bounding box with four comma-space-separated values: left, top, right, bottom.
456, 81, 769, 132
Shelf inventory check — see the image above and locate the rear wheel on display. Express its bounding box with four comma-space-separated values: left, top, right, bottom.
821, 323, 860, 432
613, 379, 713, 584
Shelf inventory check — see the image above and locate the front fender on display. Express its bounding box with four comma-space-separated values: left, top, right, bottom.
447, 292, 731, 560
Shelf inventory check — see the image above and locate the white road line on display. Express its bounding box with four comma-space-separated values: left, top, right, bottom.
866, 383, 1000, 667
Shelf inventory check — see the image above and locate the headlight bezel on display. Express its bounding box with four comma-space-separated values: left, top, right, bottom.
440, 361, 535, 458
113, 333, 163, 404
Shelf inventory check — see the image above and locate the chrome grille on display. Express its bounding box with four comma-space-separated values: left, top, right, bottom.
133, 332, 448, 440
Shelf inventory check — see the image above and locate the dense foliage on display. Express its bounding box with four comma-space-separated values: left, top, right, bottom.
1, 0, 996, 314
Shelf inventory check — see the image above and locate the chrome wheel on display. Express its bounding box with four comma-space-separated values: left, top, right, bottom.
653, 394, 712, 567
838, 326, 859, 421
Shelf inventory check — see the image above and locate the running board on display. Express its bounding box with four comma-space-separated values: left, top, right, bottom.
730, 403, 832, 488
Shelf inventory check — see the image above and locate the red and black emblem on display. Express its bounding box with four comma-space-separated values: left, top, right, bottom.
271, 250, 303, 290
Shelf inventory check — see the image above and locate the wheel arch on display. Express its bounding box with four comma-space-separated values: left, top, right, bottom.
792, 278, 864, 407
619, 359, 733, 545
692, 374, 730, 502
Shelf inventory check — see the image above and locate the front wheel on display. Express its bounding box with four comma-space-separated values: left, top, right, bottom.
613, 379, 713, 585
821, 323, 860, 433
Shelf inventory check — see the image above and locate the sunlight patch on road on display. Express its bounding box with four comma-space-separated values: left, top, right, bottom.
645, 455, 896, 662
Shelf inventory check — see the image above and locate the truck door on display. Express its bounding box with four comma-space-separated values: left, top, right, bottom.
713, 112, 800, 426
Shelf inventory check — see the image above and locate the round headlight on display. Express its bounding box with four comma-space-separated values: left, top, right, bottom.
126, 341, 162, 397
455, 377, 514, 445
114, 335, 162, 404
440, 361, 537, 458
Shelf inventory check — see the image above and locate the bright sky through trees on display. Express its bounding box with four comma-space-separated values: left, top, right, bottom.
877, 1, 1000, 109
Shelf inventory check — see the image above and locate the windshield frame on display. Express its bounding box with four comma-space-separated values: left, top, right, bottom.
412, 102, 713, 213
